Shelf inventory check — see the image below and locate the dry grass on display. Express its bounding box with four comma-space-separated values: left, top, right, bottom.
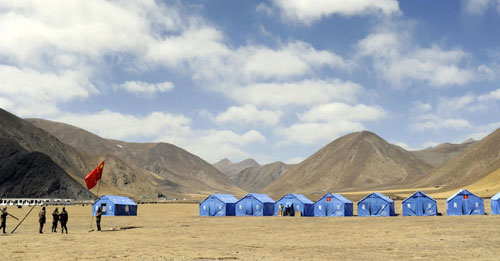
1, 202, 499, 260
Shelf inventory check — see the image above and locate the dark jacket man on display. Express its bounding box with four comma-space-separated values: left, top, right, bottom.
1, 207, 7, 233
52, 208, 59, 232
96, 207, 102, 231
59, 207, 68, 234
39, 206, 46, 234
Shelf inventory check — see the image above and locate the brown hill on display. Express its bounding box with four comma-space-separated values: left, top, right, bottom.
263, 131, 433, 197
0, 137, 94, 199
413, 128, 500, 190
213, 158, 261, 177
410, 140, 476, 168
230, 161, 291, 192
27, 118, 245, 198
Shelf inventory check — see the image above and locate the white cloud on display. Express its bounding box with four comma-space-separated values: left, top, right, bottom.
277, 121, 365, 145
411, 114, 472, 131
215, 105, 282, 125
270, 0, 400, 25
298, 103, 385, 123
56, 110, 191, 141
278, 102, 384, 145
462, 0, 500, 15
357, 31, 476, 87
114, 81, 174, 95
230, 79, 362, 108
0, 65, 96, 117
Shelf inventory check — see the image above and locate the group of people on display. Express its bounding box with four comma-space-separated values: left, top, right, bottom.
1, 206, 103, 234
38, 206, 68, 234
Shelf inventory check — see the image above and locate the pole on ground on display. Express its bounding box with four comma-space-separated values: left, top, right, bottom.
7, 212, 19, 220
11, 205, 36, 234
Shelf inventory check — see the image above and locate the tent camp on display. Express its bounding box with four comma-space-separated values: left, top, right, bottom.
313, 193, 353, 217
92, 195, 137, 216
273, 194, 314, 217
235, 193, 275, 216
447, 189, 484, 216
402, 191, 437, 216
199, 194, 238, 216
491, 192, 500, 215
357, 192, 395, 217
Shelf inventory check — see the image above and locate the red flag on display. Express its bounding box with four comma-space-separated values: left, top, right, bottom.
85, 161, 105, 190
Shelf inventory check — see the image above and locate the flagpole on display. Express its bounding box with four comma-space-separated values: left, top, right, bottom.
89, 162, 104, 232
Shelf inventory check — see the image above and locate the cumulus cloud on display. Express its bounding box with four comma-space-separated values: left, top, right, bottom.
114, 81, 174, 96
215, 105, 282, 126
0, 64, 96, 117
230, 79, 362, 108
411, 114, 472, 131
270, 0, 401, 25
278, 102, 385, 145
298, 103, 385, 123
357, 30, 476, 87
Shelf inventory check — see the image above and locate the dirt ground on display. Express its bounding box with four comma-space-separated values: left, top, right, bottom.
1, 201, 499, 260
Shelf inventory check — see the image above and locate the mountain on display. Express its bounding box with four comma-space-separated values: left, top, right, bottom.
0, 137, 94, 199
230, 161, 291, 192
413, 128, 500, 190
27, 118, 245, 198
0, 109, 91, 186
213, 158, 261, 177
263, 131, 433, 197
410, 140, 476, 168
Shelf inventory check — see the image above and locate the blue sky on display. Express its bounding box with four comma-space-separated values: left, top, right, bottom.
1, 0, 500, 164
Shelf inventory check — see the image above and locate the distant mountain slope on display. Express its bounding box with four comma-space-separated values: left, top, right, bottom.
230, 161, 291, 192
28, 118, 245, 197
411, 140, 476, 168
263, 131, 433, 197
413, 128, 500, 190
213, 158, 260, 177
0, 137, 94, 199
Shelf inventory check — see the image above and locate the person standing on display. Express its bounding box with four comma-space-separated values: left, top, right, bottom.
51, 208, 59, 233
39, 206, 46, 234
1, 207, 7, 234
59, 207, 68, 234
95, 207, 102, 232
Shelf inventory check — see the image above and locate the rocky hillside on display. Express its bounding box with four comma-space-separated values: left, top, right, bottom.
0, 137, 94, 199
263, 131, 433, 197
230, 161, 291, 192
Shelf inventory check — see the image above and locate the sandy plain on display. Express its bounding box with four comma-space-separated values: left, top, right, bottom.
1, 201, 499, 260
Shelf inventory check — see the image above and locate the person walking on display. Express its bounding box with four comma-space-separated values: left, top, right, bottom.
39, 206, 46, 234
51, 208, 59, 233
59, 207, 68, 234
95, 207, 102, 232
1, 207, 7, 234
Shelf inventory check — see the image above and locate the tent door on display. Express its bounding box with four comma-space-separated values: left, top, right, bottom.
246, 200, 253, 215
325, 200, 334, 216
101, 203, 107, 214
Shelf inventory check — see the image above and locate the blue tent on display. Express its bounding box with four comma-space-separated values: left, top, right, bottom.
447, 189, 484, 216
491, 192, 500, 215
313, 193, 353, 217
92, 195, 137, 216
235, 193, 275, 216
199, 194, 238, 216
357, 192, 395, 217
274, 194, 314, 217
402, 191, 437, 216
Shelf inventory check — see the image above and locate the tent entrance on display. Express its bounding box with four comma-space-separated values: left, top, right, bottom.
101, 203, 107, 213
246, 200, 253, 215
